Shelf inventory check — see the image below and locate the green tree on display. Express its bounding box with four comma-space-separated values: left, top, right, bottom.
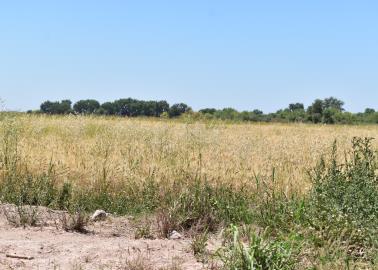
322, 108, 338, 124
288, 103, 304, 112
307, 97, 345, 124
59, 100, 72, 114
323, 97, 344, 111
307, 99, 324, 123
215, 108, 239, 120
199, 108, 217, 115
73, 99, 100, 114
40, 100, 72, 114
365, 108, 375, 114
252, 109, 263, 115
100, 102, 116, 115
113, 98, 134, 116
168, 103, 192, 117
155, 101, 170, 117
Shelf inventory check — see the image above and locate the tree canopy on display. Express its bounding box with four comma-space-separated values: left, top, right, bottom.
34, 96, 378, 125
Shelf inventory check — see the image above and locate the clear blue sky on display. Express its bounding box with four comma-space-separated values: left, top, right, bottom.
1, 1, 377, 112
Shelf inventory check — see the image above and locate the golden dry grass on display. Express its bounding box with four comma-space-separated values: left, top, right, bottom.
5, 114, 378, 195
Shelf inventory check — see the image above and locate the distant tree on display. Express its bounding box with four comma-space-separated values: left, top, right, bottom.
113, 98, 134, 116
104, 98, 170, 117
73, 99, 100, 114
140, 101, 153, 116
322, 108, 338, 124
168, 103, 192, 117
155, 101, 170, 117
40, 100, 72, 114
58, 100, 72, 114
368, 113, 378, 124
138, 100, 169, 117
40, 101, 54, 114
334, 111, 357, 124
307, 99, 324, 123
240, 111, 253, 121
126, 100, 140, 116
100, 102, 116, 115
323, 97, 344, 111
288, 103, 304, 112
276, 106, 306, 123
365, 108, 375, 114
308, 99, 324, 114
252, 109, 263, 115
306, 97, 345, 124
215, 108, 239, 120
36, 96, 374, 125
199, 108, 217, 115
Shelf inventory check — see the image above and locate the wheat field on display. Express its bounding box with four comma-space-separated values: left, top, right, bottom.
5, 114, 378, 194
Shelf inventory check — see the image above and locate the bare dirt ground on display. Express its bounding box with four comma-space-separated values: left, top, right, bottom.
0, 204, 219, 270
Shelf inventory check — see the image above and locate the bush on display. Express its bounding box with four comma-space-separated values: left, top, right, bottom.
305, 137, 378, 259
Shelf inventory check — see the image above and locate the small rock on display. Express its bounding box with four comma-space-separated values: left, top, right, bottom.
91, 210, 108, 221
169, 230, 182, 240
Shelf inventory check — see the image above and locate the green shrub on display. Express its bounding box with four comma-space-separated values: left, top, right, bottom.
216, 225, 295, 270
191, 231, 209, 262
305, 137, 378, 259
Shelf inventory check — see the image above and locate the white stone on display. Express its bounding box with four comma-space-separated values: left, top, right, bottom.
169, 230, 182, 240
91, 210, 108, 221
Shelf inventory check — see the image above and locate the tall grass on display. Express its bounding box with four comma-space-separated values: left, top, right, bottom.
2, 114, 378, 196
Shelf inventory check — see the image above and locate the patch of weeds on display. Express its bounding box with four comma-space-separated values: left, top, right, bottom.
134, 220, 155, 240
158, 257, 183, 270
0, 167, 73, 211
304, 138, 378, 261
68, 176, 161, 216
216, 225, 296, 270
204, 262, 223, 270
253, 170, 306, 235
191, 231, 209, 262
123, 255, 154, 270
121, 255, 184, 270
251, 138, 378, 267
158, 178, 253, 236
57, 182, 73, 210
156, 208, 173, 238
60, 210, 89, 234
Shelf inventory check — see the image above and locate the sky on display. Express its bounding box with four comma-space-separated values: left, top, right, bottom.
1, 1, 378, 113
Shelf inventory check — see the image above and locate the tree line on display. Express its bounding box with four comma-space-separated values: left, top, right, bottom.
32, 97, 378, 124
37, 98, 191, 118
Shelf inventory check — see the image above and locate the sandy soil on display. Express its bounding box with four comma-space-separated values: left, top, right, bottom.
0, 204, 218, 270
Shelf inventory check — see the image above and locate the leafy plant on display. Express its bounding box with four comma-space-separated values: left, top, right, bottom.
191, 231, 209, 262
305, 138, 378, 259
216, 225, 295, 270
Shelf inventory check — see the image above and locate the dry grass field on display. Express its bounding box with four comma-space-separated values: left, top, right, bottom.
7, 114, 378, 193
1, 114, 378, 269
